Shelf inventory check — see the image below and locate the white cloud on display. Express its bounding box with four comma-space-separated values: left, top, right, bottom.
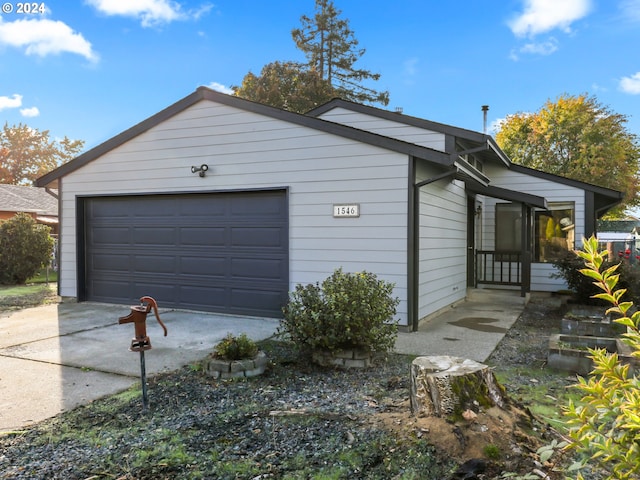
619, 0, 640, 23
403, 57, 419, 76
20, 106, 40, 117
508, 0, 592, 37
0, 18, 97, 61
86, 0, 213, 27
206, 82, 234, 94
0, 94, 22, 110
620, 72, 640, 94
520, 38, 559, 55
508, 38, 558, 60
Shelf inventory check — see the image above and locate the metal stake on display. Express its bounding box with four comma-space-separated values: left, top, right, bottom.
140, 350, 149, 412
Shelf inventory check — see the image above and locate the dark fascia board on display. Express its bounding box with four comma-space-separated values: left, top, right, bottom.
36, 87, 452, 187
308, 98, 487, 141
509, 163, 623, 199
463, 176, 548, 209
309, 98, 512, 168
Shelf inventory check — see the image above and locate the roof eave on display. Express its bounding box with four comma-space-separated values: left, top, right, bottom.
36, 88, 454, 187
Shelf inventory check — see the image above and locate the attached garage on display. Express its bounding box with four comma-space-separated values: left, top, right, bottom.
79, 189, 288, 317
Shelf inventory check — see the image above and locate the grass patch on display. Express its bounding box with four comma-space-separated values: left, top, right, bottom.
494, 366, 580, 431
0, 282, 58, 309
28, 268, 58, 284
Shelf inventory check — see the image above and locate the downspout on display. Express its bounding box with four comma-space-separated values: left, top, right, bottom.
409, 166, 458, 331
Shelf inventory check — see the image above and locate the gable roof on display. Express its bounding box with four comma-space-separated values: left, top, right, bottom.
509, 163, 623, 213
308, 98, 511, 167
36, 87, 455, 188
0, 184, 58, 215
309, 98, 624, 212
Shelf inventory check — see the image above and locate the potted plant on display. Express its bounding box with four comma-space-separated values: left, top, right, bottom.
205, 333, 268, 379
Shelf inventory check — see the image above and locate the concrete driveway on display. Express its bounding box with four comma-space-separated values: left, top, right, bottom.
0, 302, 280, 432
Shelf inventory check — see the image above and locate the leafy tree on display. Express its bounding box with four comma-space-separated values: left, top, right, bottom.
0, 123, 84, 185
495, 94, 640, 214
233, 61, 336, 113
0, 212, 54, 285
292, 0, 389, 106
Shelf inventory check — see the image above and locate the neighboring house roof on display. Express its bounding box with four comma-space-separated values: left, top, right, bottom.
0, 184, 58, 216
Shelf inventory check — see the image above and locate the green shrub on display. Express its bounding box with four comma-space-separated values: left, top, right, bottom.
280, 268, 399, 354
552, 248, 640, 305
0, 213, 54, 285
214, 333, 258, 360
563, 236, 640, 479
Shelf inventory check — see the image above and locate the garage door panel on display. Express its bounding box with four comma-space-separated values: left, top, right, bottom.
230, 288, 285, 316
84, 190, 288, 317
90, 279, 134, 300
179, 200, 226, 217
180, 256, 227, 276
180, 227, 226, 246
231, 193, 284, 216
179, 285, 227, 310
132, 282, 179, 302
133, 227, 177, 245
133, 255, 177, 274
91, 227, 131, 246
91, 253, 131, 272
231, 257, 286, 280
231, 227, 285, 248
131, 197, 177, 217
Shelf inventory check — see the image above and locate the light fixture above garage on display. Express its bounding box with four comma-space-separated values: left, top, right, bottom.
191, 164, 209, 177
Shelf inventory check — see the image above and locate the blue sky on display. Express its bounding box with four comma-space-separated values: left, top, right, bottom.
1, 0, 640, 152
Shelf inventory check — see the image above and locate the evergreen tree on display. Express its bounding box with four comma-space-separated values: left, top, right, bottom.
291, 0, 389, 106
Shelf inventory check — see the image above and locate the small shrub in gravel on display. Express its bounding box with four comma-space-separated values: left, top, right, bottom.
213, 332, 258, 360
280, 268, 399, 354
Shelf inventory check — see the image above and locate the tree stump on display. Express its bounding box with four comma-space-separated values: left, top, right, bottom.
410, 356, 506, 418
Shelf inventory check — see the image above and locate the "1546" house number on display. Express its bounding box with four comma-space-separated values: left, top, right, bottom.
333, 204, 360, 218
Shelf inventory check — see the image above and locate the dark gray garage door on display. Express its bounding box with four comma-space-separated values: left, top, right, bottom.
83, 190, 288, 317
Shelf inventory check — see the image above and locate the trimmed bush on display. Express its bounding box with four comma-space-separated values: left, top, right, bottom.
214, 333, 259, 361
280, 268, 399, 354
0, 213, 54, 285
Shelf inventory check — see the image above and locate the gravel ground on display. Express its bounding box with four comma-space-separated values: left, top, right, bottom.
0, 295, 598, 479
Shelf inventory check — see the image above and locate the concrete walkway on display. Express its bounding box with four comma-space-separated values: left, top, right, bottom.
395, 289, 527, 362
0, 289, 526, 433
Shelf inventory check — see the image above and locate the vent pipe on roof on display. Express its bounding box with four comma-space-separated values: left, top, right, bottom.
481, 105, 489, 134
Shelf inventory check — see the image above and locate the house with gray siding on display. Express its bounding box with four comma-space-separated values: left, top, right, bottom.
36, 87, 623, 330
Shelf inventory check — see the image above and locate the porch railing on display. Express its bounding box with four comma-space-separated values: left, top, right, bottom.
475, 250, 522, 286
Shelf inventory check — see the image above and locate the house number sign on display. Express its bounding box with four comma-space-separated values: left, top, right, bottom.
333, 204, 360, 218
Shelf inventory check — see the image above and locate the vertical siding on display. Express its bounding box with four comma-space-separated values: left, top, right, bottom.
482, 164, 585, 291
416, 162, 467, 319
317, 107, 446, 151
59, 100, 411, 324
